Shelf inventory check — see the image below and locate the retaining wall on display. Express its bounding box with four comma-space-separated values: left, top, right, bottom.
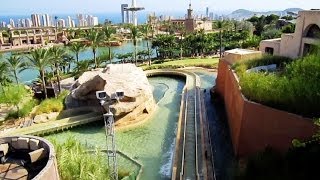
216, 59, 318, 157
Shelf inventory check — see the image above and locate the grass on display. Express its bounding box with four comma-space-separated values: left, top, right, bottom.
141, 58, 219, 70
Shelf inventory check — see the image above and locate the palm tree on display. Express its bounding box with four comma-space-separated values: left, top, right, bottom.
103, 25, 116, 64
28, 48, 51, 98
6, 55, 28, 84
62, 54, 75, 73
0, 61, 11, 92
49, 46, 66, 93
69, 42, 85, 64
140, 24, 152, 66
130, 26, 139, 65
214, 20, 227, 58
86, 29, 104, 68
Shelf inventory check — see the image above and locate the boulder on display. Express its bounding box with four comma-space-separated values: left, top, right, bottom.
65, 64, 156, 122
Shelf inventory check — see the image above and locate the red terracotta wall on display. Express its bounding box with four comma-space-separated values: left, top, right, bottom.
216, 59, 318, 157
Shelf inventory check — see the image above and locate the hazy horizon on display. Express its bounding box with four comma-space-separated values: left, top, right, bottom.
0, 0, 319, 15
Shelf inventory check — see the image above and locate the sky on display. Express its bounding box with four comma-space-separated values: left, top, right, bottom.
0, 0, 319, 15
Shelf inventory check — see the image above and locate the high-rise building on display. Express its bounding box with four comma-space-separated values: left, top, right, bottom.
25, 18, 32, 27
209, 12, 214, 20
1, 21, 6, 28
121, 4, 129, 23
57, 19, 66, 27
9, 19, 15, 28
31, 14, 41, 27
42, 14, 48, 27
206, 7, 209, 18
71, 20, 75, 28
67, 16, 73, 27
44, 14, 52, 26
92, 17, 99, 26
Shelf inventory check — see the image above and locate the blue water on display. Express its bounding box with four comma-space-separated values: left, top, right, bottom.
1, 40, 153, 83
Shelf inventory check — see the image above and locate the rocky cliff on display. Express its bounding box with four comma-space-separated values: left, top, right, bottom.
65, 64, 156, 123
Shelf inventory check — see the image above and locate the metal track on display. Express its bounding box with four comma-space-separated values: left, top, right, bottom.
180, 77, 201, 180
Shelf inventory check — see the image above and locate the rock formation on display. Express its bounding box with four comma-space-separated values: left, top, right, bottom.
65, 64, 156, 123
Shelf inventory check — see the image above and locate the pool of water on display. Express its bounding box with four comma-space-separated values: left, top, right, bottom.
45, 76, 185, 179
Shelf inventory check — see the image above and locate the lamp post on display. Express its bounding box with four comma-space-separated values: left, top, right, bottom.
96, 90, 124, 180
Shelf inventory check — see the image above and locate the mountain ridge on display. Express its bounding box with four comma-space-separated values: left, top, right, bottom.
228, 8, 304, 19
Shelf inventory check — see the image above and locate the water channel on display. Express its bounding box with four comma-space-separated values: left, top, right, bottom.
46, 76, 185, 179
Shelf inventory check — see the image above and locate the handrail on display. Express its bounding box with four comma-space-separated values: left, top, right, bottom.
179, 89, 189, 179
195, 84, 200, 180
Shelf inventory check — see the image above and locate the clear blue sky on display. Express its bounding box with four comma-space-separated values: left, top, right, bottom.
0, 0, 319, 15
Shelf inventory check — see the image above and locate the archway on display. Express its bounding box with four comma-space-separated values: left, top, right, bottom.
304, 24, 320, 39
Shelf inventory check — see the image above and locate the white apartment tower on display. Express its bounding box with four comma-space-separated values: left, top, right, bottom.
9, 19, 15, 28
31, 14, 41, 27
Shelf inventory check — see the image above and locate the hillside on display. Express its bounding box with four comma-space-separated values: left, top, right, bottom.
228, 8, 303, 20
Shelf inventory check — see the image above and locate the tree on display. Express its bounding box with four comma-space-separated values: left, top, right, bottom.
140, 24, 152, 65
0, 84, 29, 118
0, 61, 11, 92
6, 55, 28, 84
261, 29, 282, 40
103, 25, 116, 64
62, 54, 75, 73
214, 20, 227, 58
86, 29, 104, 68
49, 46, 66, 93
282, 24, 295, 33
28, 48, 51, 98
69, 42, 85, 63
130, 26, 139, 65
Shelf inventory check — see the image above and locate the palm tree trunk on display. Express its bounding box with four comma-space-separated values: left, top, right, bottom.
134, 41, 137, 65
147, 40, 151, 66
108, 44, 112, 64
76, 53, 79, 63
55, 64, 61, 93
41, 69, 47, 99
93, 48, 97, 68
14, 71, 19, 84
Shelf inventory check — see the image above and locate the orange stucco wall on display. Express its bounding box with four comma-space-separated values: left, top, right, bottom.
216, 59, 318, 157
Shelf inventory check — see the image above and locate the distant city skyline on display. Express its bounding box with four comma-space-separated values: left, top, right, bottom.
0, 0, 319, 15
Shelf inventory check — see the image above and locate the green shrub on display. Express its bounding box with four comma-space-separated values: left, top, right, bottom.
233, 55, 293, 73
34, 98, 64, 115
49, 136, 110, 180
34, 90, 69, 116
238, 54, 320, 118
49, 136, 130, 180
6, 98, 39, 119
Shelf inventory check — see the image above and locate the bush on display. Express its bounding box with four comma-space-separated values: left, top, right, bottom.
237, 54, 320, 118
34, 98, 64, 115
236, 144, 320, 180
34, 90, 69, 115
6, 99, 38, 119
233, 55, 293, 72
49, 136, 110, 180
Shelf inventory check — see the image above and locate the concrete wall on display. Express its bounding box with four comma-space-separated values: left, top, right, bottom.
261, 10, 320, 59
215, 58, 318, 157
0, 136, 60, 180
259, 39, 281, 56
